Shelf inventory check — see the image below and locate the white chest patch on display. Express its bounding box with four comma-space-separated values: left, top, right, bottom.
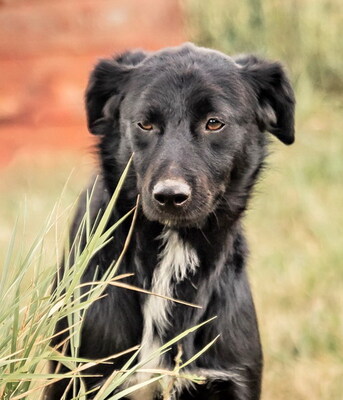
129, 228, 199, 400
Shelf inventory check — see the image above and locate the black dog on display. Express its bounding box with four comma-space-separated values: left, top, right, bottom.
47, 43, 295, 400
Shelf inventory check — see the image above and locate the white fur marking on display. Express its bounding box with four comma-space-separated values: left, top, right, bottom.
129, 229, 199, 400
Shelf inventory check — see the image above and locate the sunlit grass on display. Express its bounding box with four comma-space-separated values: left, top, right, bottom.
0, 156, 135, 398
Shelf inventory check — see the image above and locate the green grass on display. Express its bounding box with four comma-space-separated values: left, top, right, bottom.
184, 0, 343, 95
0, 152, 93, 263
183, 0, 343, 398
247, 104, 343, 399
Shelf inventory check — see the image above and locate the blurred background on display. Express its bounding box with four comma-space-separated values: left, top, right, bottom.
0, 1, 342, 399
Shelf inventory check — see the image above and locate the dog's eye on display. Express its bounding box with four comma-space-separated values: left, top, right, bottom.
205, 118, 225, 131
138, 122, 154, 131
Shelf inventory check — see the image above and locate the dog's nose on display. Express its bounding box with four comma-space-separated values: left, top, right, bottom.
153, 179, 191, 208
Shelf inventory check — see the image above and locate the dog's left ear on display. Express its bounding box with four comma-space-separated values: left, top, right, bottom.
236, 55, 295, 145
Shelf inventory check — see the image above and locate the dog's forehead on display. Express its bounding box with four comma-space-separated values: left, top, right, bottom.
127, 45, 245, 113
149, 44, 235, 65
138, 45, 238, 80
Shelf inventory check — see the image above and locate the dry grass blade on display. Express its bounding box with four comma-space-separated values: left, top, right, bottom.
112, 194, 140, 270
109, 281, 202, 309
76, 279, 202, 309
9, 346, 140, 400
162, 344, 183, 399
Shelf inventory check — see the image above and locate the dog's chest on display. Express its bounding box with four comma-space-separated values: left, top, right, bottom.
130, 229, 199, 399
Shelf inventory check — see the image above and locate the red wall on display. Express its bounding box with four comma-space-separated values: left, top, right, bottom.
0, 0, 185, 166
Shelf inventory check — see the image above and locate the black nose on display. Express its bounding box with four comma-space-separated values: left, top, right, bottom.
153, 179, 191, 208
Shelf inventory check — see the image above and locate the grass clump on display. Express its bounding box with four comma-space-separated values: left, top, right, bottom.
0, 159, 134, 399
0, 160, 217, 399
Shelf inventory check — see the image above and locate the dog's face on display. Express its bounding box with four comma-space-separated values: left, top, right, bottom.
86, 44, 295, 227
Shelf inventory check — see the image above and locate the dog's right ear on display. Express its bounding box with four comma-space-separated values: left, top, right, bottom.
85, 51, 146, 135
236, 55, 295, 145
85, 59, 132, 135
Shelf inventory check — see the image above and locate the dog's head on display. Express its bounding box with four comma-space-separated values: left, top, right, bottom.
86, 43, 295, 227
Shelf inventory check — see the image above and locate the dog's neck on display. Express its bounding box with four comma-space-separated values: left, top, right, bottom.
131, 211, 246, 286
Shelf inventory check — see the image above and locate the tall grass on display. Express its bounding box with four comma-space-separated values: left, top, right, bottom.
0, 159, 217, 399
0, 159, 134, 399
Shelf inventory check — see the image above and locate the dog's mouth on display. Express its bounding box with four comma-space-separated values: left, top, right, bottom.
141, 196, 213, 228
143, 210, 206, 228
155, 214, 205, 228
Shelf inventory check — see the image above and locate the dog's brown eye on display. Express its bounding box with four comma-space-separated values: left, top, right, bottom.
138, 122, 154, 131
206, 118, 225, 131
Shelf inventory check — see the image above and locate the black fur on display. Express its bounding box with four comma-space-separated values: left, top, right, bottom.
46, 43, 295, 400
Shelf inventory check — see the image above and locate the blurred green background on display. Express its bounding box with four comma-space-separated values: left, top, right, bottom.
0, 1, 342, 399
185, 1, 343, 398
